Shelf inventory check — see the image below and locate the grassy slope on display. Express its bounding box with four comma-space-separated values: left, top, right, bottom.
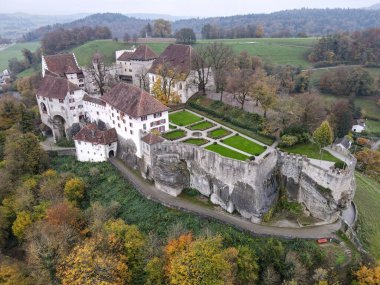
354, 172, 380, 261
0, 42, 40, 71
71, 40, 170, 66
199, 38, 316, 68
70, 38, 315, 69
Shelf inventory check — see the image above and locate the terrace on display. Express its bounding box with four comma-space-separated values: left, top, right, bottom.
164, 109, 269, 161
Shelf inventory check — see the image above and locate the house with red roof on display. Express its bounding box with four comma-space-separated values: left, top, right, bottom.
73, 124, 118, 162
42, 53, 85, 90
148, 44, 213, 103
116, 45, 158, 88
83, 82, 169, 158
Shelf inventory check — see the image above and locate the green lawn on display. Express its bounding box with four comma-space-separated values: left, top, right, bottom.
162, 130, 186, 141
198, 38, 316, 68
188, 121, 214, 131
169, 110, 202, 126
0, 41, 40, 71
182, 138, 209, 146
366, 119, 380, 135
222, 135, 266, 156
205, 143, 249, 161
208, 128, 231, 139
354, 172, 380, 261
281, 143, 340, 162
355, 97, 380, 121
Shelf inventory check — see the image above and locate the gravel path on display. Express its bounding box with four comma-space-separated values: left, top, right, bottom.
109, 157, 342, 239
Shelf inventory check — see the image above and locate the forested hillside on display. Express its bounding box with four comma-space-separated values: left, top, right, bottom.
23, 8, 380, 41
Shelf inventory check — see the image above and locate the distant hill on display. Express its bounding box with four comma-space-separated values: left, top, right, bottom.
365, 3, 380, 10
125, 13, 193, 21
25, 8, 380, 41
0, 13, 89, 39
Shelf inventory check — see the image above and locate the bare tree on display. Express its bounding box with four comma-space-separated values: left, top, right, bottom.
227, 69, 255, 109
206, 42, 234, 99
191, 45, 212, 94
135, 66, 150, 91
87, 54, 116, 95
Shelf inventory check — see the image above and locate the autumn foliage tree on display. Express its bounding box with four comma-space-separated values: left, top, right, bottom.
313, 120, 333, 159
355, 265, 380, 285
64, 178, 85, 206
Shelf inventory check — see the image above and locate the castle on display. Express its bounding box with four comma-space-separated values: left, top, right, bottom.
36, 44, 356, 224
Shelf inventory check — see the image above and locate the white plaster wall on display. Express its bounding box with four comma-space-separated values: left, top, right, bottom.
74, 140, 117, 162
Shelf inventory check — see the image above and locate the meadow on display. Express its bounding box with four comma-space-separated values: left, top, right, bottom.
0, 41, 40, 71
354, 172, 380, 261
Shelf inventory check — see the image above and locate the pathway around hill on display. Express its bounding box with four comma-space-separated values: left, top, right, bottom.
109, 157, 342, 239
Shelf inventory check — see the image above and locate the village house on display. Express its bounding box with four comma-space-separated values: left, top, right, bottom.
73, 124, 118, 162
148, 44, 212, 103
116, 45, 158, 87
42, 53, 85, 89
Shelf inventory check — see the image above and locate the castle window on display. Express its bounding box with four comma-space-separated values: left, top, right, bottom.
130, 130, 133, 135
70, 106, 75, 110
143, 124, 146, 130
96, 111, 99, 115
141, 116, 147, 121
59, 99, 64, 103
129, 122, 133, 127
154, 112, 162, 118
49, 98, 53, 102
179, 83, 182, 90
118, 123, 120, 128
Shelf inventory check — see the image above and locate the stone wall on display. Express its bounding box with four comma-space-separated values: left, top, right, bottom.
148, 142, 356, 223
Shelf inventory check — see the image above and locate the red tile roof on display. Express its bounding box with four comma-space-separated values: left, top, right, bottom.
37, 75, 80, 100
117, 51, 134, 61
73, 124, 118, 145
83, 94, 106, 106
101, 83, 170, 118
44, 53, 82, 77
117, 45, 157, 62
141, 133, 165, 145
149, 44, 192, 76
130, 45, 157, 61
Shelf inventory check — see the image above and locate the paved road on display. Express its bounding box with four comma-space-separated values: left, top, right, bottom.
109, 157, 342, 239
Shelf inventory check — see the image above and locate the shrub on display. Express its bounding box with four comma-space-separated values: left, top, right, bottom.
334, 161, 346, 169
280, 135, 299, 147
64, 178, 85, 205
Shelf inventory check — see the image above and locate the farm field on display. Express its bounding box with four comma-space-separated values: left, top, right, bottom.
0, 41, 40, 71
354, 172, 380, 261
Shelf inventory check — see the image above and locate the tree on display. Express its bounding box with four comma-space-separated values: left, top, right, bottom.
132, 34, 139, 44
123, 32, 130, 42
236, 246, 259, 284
207, 42, 234, 98
355, 265, 380, 285
87, 53, 113, 96
145, 257, 165, 285
191, 45, 212, 94
355, 148, 380, 173
64, 178, 85, 206
313, 120, 333, 159
165, 234, 236, 285
104, 219, 146, 284
330, 100, 353, 138
175, 28, 196, 45
12, 211, 33, 240
57, 236, 131, 285
294, 92, 327, 132
4, 131, 49, 178
153, 19, 172, 38
255, 25, 265, 38
227, 69, 255, 109
140, 23, 153, 38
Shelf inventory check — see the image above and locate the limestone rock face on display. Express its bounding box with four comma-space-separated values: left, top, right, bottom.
152, 154, 190, 196
148, 142, 356, 224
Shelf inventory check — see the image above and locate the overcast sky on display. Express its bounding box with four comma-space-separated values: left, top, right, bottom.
3, 0, 380, 17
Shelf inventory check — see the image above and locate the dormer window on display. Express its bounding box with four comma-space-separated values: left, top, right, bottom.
59, 99, 64, 103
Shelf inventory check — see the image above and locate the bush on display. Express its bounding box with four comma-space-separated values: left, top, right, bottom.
280, 135, 298, 147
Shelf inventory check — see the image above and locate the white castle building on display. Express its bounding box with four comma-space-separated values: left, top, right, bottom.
37, 51, 169, 160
